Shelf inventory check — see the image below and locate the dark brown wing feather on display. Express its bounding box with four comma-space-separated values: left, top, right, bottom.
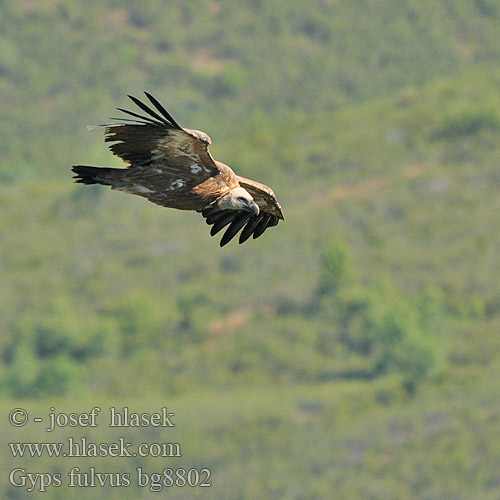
99, 93, 238, 210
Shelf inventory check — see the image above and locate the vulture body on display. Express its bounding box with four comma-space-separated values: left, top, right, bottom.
72, 93, 284, 246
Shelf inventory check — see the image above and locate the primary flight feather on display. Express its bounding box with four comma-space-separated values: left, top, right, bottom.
72, 93, 284, 246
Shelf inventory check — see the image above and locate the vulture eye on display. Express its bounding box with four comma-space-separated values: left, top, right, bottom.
237, 196, 248, 203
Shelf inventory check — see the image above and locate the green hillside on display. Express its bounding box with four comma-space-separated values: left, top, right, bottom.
2, 1, 500, 498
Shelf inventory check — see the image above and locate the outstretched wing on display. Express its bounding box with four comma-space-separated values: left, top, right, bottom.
236, 176, 284, 221
201, 176, 284, 246
81, 93, 283, 245
100, 93, 237, 203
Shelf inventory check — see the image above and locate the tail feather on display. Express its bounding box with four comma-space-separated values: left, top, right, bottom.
72, 165, 120, 186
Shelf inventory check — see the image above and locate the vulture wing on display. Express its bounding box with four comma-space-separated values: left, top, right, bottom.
100, 93, 237, 210
201, 175, 284, 246
73, 93, 284, 246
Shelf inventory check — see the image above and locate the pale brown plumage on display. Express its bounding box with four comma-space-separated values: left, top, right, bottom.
72, 92, 284, 246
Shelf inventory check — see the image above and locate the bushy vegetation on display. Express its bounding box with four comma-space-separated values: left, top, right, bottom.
1, 239, 446, 400
2, 0, 500, 498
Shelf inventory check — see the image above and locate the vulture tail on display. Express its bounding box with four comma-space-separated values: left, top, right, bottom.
72, 165, 125, 187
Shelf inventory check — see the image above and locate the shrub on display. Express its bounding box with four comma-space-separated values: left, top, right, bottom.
316, 240, 354, 299
317, 241, 444, 388
431, 109, 500, 140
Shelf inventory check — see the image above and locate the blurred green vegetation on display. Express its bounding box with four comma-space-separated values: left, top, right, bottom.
2, 0, 500, 498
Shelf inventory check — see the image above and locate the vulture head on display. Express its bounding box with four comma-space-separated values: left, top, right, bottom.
217, 187, 260, 216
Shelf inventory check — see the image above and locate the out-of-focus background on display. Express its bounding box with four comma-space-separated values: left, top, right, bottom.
2, 1, 500, 498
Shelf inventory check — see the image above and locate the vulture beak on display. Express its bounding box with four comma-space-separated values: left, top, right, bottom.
248, 200, 260, 216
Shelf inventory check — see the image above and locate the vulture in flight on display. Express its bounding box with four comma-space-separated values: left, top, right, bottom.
72, 93, 284, 246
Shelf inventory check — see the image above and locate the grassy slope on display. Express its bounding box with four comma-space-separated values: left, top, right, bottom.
2, 0, 500, 498
3, 364, 500, 499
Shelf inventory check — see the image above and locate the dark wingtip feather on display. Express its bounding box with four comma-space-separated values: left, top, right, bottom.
268, 215, 279, 227
116, 107, 163, 126
220, 213, 252, 247
202, 207, 280, 246
210, 211, 238, 236
239, 214, 262, 244
253, 213, 272, 239
127, 95, 168, 125
206, 210, 232, 226
201, 206, 218, 219
144, 92, 182, 129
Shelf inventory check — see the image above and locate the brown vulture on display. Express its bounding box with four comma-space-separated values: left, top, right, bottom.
72, 93, 284, 246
